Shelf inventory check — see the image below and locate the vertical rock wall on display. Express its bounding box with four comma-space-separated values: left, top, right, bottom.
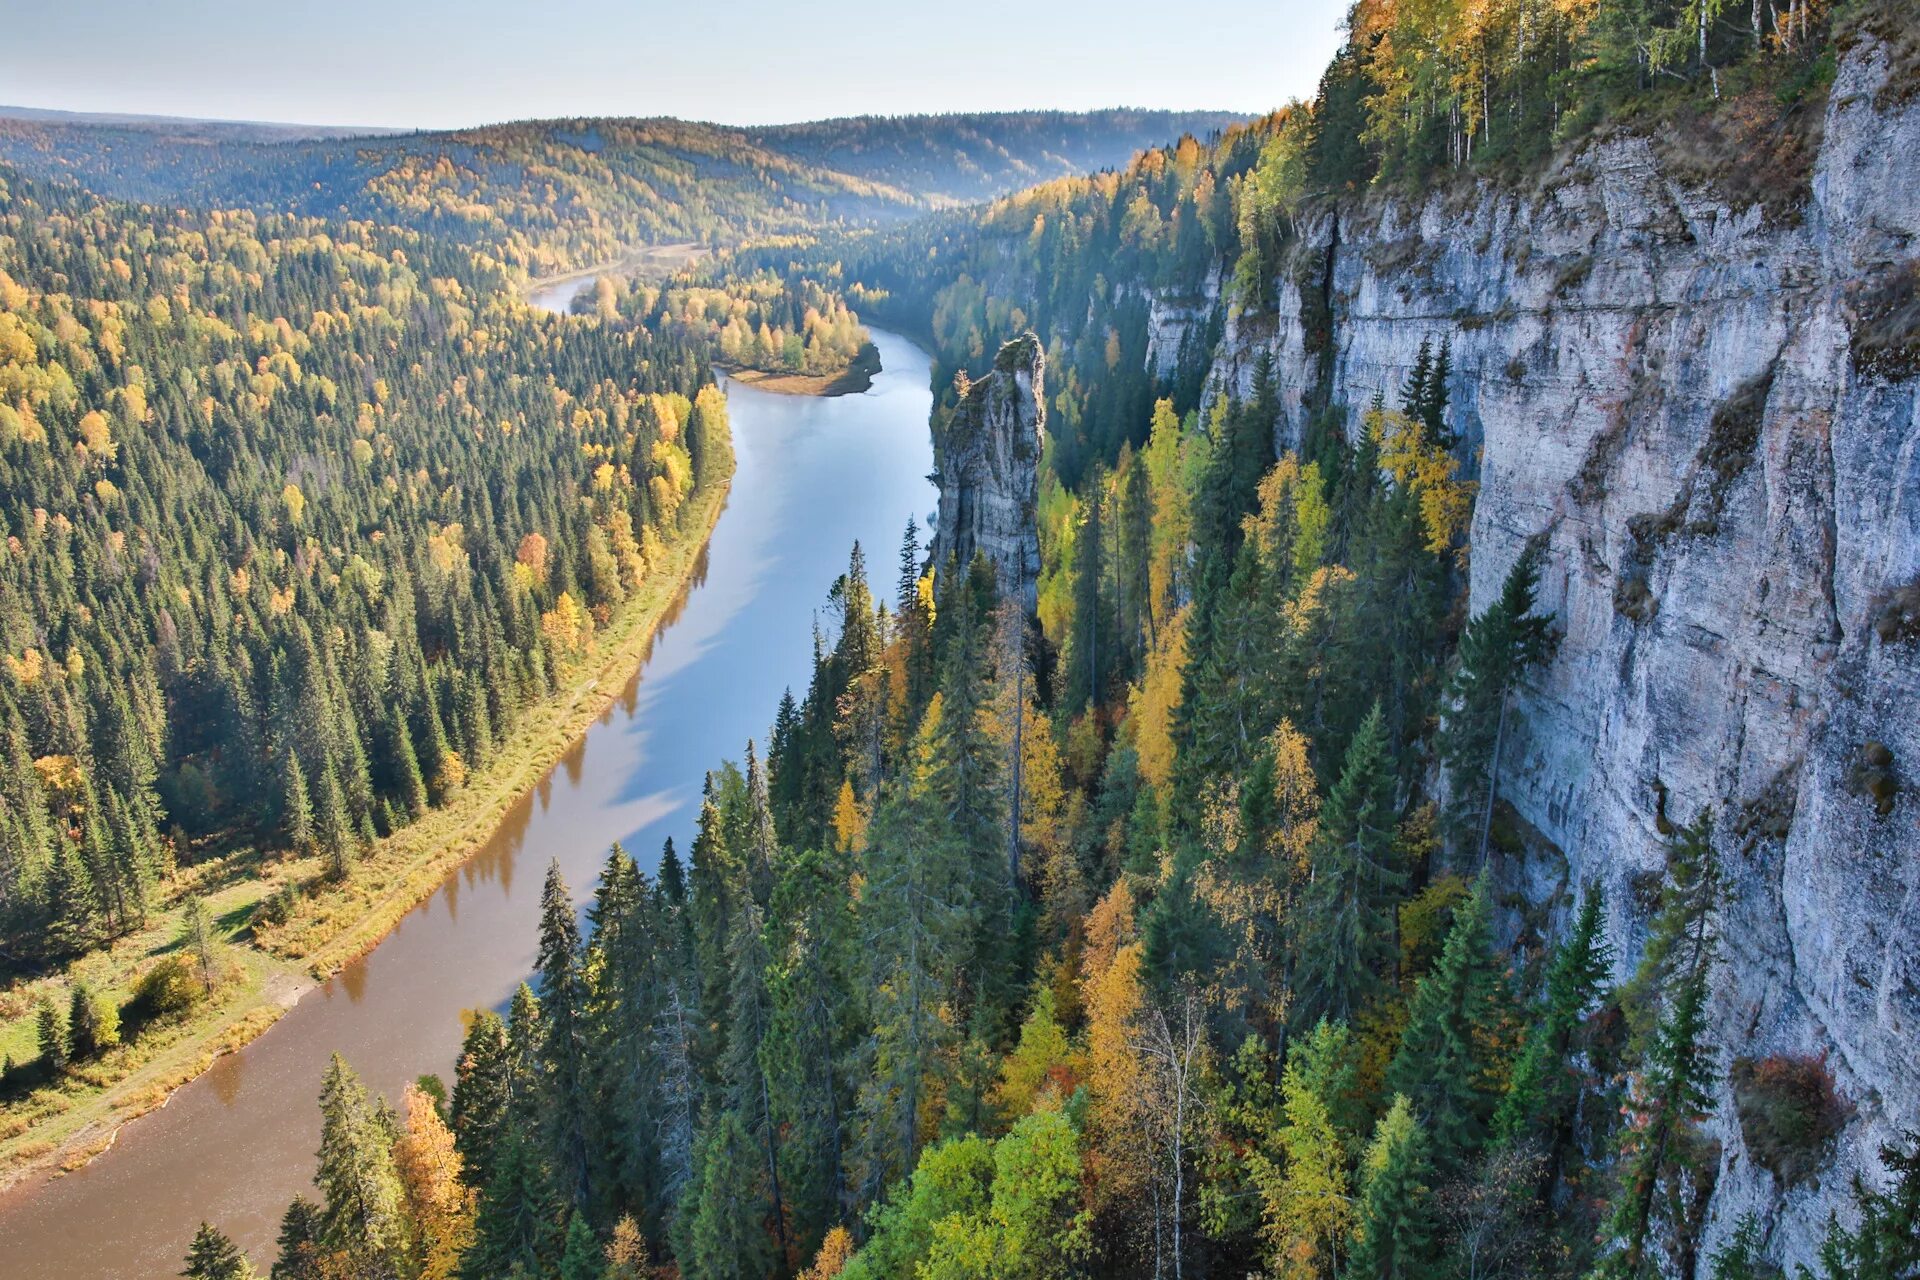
930, 332, 1046, 611
1158, 32, 1918, 1264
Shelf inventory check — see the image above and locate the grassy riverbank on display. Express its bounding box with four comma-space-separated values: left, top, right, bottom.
0, 476, 730, 1193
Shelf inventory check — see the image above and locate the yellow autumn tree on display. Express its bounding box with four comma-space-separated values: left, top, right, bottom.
541, 591, 593, 655
1374, 407, 1474, 556
393, 1085, 474, 1280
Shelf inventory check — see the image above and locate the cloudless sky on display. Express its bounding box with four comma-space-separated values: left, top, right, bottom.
0, 0, 1349, 130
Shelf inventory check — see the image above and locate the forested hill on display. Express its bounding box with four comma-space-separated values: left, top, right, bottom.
0, 109, 1243, 280
0, 156, 730, 976
750, 110, 1247, 207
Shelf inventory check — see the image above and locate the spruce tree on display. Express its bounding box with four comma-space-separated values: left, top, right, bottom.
36, 994, 69, 1072
1386, 877, 1510, 1172
464, 1126, 562, 1280
1291, 703, 1404, 1029
1438, 542, 1551, 862
68, 977, 121, 1059
181, 1222, 255, 1280
1601, 818, 1722, 1279
558, 1211, 601, 1280
535, 859, 594, 1211
450, 1011, 513, 1193
1708, 1214, 1769, 1280
1801, 1137, 1919, 1280
1348, 1095, 1438, 1279
314, 1053, 407, 1275
269, 1197, 324, 1280
722, 892, 789, 1267
677, 1111, 777, 1280
1494, 886, 1612, 1191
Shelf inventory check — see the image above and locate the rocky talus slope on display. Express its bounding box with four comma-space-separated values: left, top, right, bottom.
930, 333, 1046, 611
1154, 33, 1918, 1262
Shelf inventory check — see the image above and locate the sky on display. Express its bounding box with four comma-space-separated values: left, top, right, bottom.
0, 0, 1349, 130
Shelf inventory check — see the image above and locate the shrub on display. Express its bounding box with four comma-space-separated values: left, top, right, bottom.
1732, 1053, 1851, 1185
129, 955, 203, 1023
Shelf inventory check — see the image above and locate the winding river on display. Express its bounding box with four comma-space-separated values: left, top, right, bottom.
0, 299, 935, 1277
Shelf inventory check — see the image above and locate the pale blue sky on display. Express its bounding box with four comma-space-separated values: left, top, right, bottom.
0, 0, 1349, 129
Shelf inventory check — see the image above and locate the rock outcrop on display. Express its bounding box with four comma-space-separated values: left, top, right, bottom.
1145, 32, 1918, 1265
930, 333, 1045, 610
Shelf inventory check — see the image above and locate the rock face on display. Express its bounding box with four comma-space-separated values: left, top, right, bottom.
1154, 34, 1918, 1265
931, 333, 1045, 610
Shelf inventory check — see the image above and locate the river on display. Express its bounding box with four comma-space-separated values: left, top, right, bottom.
0, 299, 935, 1277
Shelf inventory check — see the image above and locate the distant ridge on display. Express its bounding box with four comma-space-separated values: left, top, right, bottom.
0, 103, 407, 141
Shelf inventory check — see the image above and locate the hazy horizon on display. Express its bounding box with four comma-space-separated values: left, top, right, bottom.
0, 0, 1346, 131
0, 99, 1253, 137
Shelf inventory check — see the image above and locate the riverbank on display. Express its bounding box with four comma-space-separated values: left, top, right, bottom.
521, 243, 709, 310
0, 476, 731, 1194
720, 339, 881, 398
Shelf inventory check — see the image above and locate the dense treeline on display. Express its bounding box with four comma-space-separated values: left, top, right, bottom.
0, 162, 731, 970
0, 110, 1245, 281
576, 269, 873, 378
209, 352, 1915, 1280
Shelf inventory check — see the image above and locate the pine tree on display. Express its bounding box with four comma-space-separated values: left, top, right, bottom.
1439, 542, 1551, 862
1348, 1095, 1438, 1279
1386, 876, 1509, 1172
181, 1222, 255, 1280
1292, 703, 1404, 1029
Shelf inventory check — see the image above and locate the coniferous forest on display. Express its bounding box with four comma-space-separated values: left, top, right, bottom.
4, 0, 1919, 1277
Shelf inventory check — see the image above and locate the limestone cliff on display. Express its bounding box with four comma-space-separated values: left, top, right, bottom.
1150, 32, 1918, 1264
930, 333, 1045, 610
